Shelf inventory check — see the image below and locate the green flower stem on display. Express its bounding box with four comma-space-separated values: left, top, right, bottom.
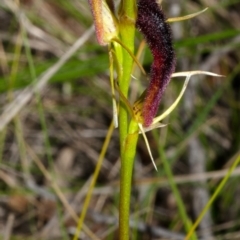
117, 0, 137, 239
119, 120, 139, 240
118, 0, 136, 150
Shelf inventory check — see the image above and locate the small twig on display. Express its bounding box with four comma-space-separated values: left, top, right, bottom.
4, 214, 15, 240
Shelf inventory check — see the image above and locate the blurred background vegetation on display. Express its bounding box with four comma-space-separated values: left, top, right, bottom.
0, 0, 239, 239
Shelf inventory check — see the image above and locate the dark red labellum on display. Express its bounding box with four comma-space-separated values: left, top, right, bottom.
136, 0, 176, 127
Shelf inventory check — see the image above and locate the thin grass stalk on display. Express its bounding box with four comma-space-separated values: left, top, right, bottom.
2, 31, 22, 166
21, 22, 54, 169
154, 131, 197, 240
0, 129, 6, 164
185, 153, 240, 240
7, 30, 30, 180
27, 145, 99, 240
73, 121, 115, 240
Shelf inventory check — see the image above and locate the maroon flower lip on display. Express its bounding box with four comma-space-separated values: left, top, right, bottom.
136, 0, 176, 127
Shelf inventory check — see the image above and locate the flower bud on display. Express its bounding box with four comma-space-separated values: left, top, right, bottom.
89, 0, 118, 45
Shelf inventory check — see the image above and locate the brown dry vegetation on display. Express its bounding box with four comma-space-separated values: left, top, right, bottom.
0, 0, 240, 239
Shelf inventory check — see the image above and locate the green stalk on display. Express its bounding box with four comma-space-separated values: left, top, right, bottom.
155, 133, 197, 240
118, 0, 136, 149
119, 120, 139, 240
117, 1, 137, 239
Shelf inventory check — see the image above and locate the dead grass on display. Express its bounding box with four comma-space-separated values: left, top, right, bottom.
0, 0, 240, 239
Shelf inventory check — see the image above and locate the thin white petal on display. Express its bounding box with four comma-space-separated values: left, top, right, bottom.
141, 123, 167, 133
139, 123, 158, 171
152, 70, 224, 125
112, 99, 118, 128
172, 70, 224, 78
152, 75, 191, 124
167, 8, 208, 23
